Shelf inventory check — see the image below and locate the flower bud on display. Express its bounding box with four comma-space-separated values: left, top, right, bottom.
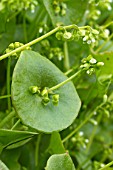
29, 86, 39, 94
9, 43, 15, 49
41, 87, 48, 97
96, 62, 104, 67
104, 110, 110, 118
63, 32, 72, 40
103, 94, 108, 103
14, 42, 20, 48
42, 97, 50, 105
56, 31, 63, 40
89, 58, 97, 64
52, 94, 59, 106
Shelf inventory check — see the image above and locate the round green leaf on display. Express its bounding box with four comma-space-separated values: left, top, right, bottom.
11, 50, 81, 133
45, 153, 76, 170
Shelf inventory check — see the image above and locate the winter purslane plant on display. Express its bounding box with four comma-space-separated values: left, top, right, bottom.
0, 0, 113, 169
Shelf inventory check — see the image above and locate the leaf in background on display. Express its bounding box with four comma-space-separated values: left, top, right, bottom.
42, 0, 89, 26
0, 129, 37, 153
75, 149, 92, 170
0, 15, 16, 54
48, 131, 65, 154
1, 149, 21, 170
45, 153, 76, 170
11, 50, 81, 133
0, 160, 9, 170
95, 51, 113, 75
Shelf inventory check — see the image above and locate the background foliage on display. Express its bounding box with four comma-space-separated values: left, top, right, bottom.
0, 0, 113, 169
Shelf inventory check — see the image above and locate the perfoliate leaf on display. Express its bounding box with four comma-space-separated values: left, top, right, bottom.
11, 50, 81, 133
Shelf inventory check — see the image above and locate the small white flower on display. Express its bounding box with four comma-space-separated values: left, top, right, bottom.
89, 58, 97, 64
91, 38, 96, 43
100, 163, 105, 168
83, 37, 87, 41
85, 10, 89, 14
93, 111, 97, 115
86, 70, 90, 74
96, 10, 101, 15
39, 27, 43, 33
85, 139, 89, 143
107, 5, 112, 11
79, 131, 84, 136
87, 40, 92, 44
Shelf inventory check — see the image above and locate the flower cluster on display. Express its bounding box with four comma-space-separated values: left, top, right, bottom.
71, 131, 89, 149
5, 42, 31, 58
29, 86, 60, 106
56, 26, 100, 46
52, 0, 67, 16
80, 55, 104, 75
0, 0, 38, 13
87, 0, 113, 21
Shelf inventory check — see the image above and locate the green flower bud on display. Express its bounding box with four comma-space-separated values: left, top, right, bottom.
61, 2, 67, 9
56, 31, 63, 40
29, 86, 39, 94
81, 58, 87, 64
52, 94, 59, 106
96, 62, 104, 67
81, 63, 90, 70
53, 0, 58, 6
42, 97, 50, 106
63, 32, 72, 40
86, 68, 95, 75
8, 43, 15, 49
61, 9, 66, 16
52, 94, 59, 101
41, 87, 48, 97
104, 109, 110, 118
71, 137, 76, 143
89, 119, 98, 125
48, 53, 54, 59
55, 6, 60, 14
14, 42, 20, 48
5, 49, 11, 54
103, 94, 108, 103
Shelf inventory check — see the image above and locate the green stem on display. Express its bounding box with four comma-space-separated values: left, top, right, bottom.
0, 26, 60, 61
11, 119, 21, 130
35, 135, 41, 167
62, 102, 105, 143
86, 113, 102, 152
7, 11, 20, 22
0, 111, 15, 128
64, 41, 70, 70
99, 161, 113, 170
7, 58, 11, 111
0, 24, 92, 61
48, 69, 82, 92
64, 68, 73, 76
102, 21, 113, 29
0, 95, 11, 100
62, 111, 94, 143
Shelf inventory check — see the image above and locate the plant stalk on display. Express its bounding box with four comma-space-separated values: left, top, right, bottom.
48, 69, 82, 92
